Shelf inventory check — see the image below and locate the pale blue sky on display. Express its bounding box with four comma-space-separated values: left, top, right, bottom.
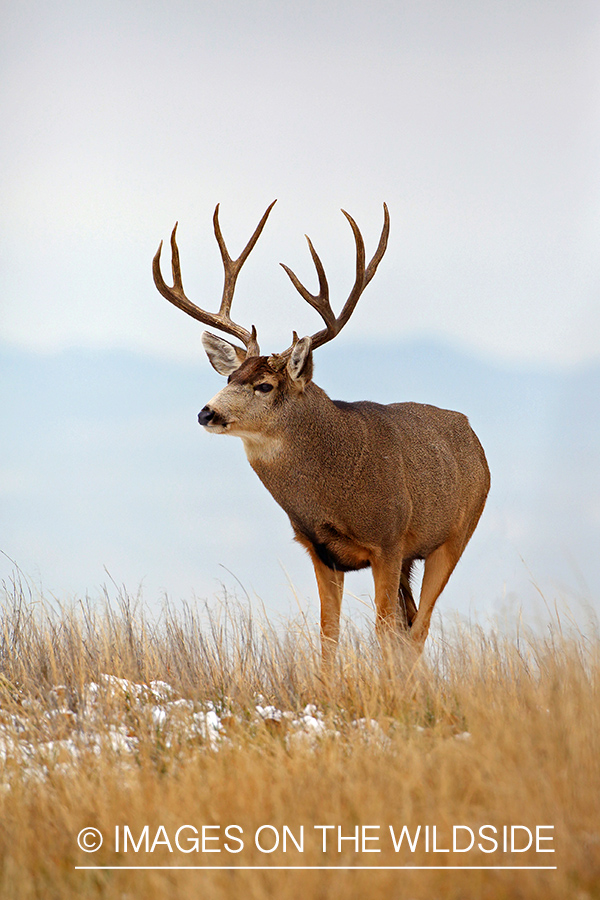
2, 0, 600, 366
1, 1, 599, 625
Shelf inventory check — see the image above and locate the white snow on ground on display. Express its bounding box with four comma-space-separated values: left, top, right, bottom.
0, 675, 471, 785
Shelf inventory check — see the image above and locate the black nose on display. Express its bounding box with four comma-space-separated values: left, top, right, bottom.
198, 406, 215, 426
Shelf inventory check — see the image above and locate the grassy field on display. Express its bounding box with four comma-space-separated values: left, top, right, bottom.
0, 575, 598, 899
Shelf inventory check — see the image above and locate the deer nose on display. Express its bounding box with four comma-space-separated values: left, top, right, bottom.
198, 405, 215, 426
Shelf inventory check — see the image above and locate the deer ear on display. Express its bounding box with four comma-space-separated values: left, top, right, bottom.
287, 336, 313, 385
201, 332, 246, 376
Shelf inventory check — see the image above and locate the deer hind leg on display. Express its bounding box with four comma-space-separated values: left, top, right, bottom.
410, 538, 463, 646
398, 559, 418, 629
371, 552, 404, 641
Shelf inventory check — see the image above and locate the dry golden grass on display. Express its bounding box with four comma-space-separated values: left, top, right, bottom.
0, 575, 598, 899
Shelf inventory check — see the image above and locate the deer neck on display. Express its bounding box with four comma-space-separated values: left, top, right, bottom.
242, 382, 367, 495
241, 432, 285, 466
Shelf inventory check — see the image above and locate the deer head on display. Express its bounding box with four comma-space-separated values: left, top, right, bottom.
153, 201, 390, 440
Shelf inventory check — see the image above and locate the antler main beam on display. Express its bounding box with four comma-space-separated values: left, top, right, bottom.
153, 200, 277, 356
280, 203, 390, 353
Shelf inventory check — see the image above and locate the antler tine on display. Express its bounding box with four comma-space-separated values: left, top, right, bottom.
214, 200, 277, 322
279, 203, 390, 355
326, 203, 390, 342
153, 201, 278, 356
153, 223, 220, 326
169, 221, 183, 291
280, 236, 336, 331
364, 201, 390, 286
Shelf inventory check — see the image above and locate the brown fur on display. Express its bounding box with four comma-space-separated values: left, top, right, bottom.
201, 347, 490, 663
227, 358, 276, 386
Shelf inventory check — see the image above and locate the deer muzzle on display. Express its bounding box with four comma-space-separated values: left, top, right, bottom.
198, 405, 216, 427
198, 405, 231, 432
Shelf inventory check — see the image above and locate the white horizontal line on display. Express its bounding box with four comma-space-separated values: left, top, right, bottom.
75, 865, 558, 871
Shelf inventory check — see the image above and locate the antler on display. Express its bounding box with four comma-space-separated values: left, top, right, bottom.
153, 200, 277, 356
280, 203, 390, 354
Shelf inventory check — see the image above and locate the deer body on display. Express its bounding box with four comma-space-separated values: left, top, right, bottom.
248, 394, 469, 567
153, 201, 490, 659
201, 352, 489, 651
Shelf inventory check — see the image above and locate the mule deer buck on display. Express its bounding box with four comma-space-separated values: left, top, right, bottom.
153, 201, 490, 662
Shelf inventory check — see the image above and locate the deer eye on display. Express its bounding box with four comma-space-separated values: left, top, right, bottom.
255, 382, 273, 394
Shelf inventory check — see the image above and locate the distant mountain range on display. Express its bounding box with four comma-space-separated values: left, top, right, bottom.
1, 341, 598, 629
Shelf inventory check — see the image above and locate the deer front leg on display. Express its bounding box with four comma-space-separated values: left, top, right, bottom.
312, 554, 345, 669
294, 531, 345, 669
